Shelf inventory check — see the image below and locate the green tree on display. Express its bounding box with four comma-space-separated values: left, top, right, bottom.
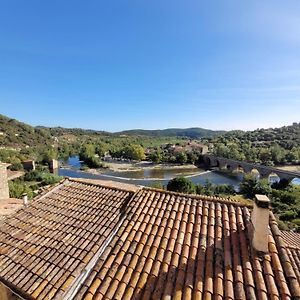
149, 151, 162, 163
123, 145, 146, 161
167, 177, 195, 194
176, 152, 187, 164
239, 175, 271, 198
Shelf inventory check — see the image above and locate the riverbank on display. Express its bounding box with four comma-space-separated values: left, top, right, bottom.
61, 159, 199, 173
101, 160, 198, 172
277, 164, 300, 173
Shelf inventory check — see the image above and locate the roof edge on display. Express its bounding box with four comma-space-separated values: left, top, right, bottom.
269, 212, 300, 298
143, 186, 253, 208
65, 177, 141, 193
0, 276, 34, 300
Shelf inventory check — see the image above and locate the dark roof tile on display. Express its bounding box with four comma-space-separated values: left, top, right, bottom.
0, 179, 134, 299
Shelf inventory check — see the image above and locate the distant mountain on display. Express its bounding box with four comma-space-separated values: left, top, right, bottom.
0, 114, 227, 148
37, 126, 111, 137
1, 113, 298, 149
116, 128, 227, 138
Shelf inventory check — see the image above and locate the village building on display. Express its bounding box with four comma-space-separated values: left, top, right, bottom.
0, 177, 299, 299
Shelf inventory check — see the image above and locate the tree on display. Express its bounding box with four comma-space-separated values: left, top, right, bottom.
79, 144, 96, 160
148, 151, 162, 163
253, 179, 272, 196
270, 145, 285, 165
167, 177, 195, 194
239, 174, 271, 198
176, 152, 187, 164
239, 174, 257, 198
79, 144, 103, 168
123, 145, 146, 161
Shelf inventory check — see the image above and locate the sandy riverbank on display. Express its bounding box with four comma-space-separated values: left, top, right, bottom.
101, 161, 198, 172
277, 165, 300, 173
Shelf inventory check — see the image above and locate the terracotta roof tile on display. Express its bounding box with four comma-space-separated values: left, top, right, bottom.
1, 182, 300, 299
73, 188, 300, 300
0, 179, 135, 299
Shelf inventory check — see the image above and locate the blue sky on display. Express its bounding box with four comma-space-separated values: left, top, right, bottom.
0, 1, 299, 131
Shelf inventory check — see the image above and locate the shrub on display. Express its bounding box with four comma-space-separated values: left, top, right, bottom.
277, 220, 289, 231
167, 177, 195, 194
9, 181, 34, 199
279, 210, 297, 221
40, 173, 62, 185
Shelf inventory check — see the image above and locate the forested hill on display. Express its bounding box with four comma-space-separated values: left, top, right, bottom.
0, 114, 299, 149
0, 115, 112, 147
219, 123, 300, 149
0, 114, 53, 147
116, 128, 226, 138
0, 114, 226, 147
211, 123, 300, 166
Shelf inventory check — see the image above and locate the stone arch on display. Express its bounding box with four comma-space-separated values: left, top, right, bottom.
218, 160, 228, 169
268, 172, 280, 184
236, 164, 246, 173
204, 156, 211, 167
226, 164, 232, 170
291, 178, 300, 185
250, 168, 261, 179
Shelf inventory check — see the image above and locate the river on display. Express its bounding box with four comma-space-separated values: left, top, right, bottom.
59, 156, 300, 188
59, 156, 243, 189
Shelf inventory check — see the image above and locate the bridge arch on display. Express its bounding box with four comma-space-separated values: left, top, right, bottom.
268, 172, 280, 184
203, 155, 300, 183
232, 164, 246, 174
204, 156, 211, 167
250, 168, 260, 178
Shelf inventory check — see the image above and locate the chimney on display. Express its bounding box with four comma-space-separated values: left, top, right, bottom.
251, 194, 270, 253
22, 193, 28, 206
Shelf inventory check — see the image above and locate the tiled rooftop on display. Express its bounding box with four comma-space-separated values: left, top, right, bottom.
0, 198, 24, 220
0, 180, 299, 299
281, 230, 300, 249
0, 179, 134, 299
281, 231, 300, 284
76, 188, 300, 300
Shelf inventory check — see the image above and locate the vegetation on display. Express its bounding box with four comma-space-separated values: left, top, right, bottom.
1, 114, 300, 230
0, 114, 53, 147
167, 177, 196, 194
239, 174, 272, 198
118, 127, 226, 138
239, 175, 300, 232
167, 177, 235, 196
9, 170, 62, 199
79, 144, 103, 168
210, 123, 300, 166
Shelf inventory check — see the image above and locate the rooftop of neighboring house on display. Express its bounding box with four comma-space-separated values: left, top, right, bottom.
0, 178, 299, 300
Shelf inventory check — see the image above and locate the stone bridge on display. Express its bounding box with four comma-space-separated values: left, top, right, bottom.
203, 155, 300, 182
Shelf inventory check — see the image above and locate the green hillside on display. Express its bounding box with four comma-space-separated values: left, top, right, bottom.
0, 115, 53, 147
117, 127, 226, 138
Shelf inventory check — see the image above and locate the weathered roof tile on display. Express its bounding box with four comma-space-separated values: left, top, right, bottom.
1, 181, 300, 299
0, 179, 134, 299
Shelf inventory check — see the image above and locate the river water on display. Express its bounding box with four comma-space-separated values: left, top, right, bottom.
59, 156, 242, 188
59, 156, 300, 188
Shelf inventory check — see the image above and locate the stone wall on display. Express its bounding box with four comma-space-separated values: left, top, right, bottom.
0, 163, 9, 200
